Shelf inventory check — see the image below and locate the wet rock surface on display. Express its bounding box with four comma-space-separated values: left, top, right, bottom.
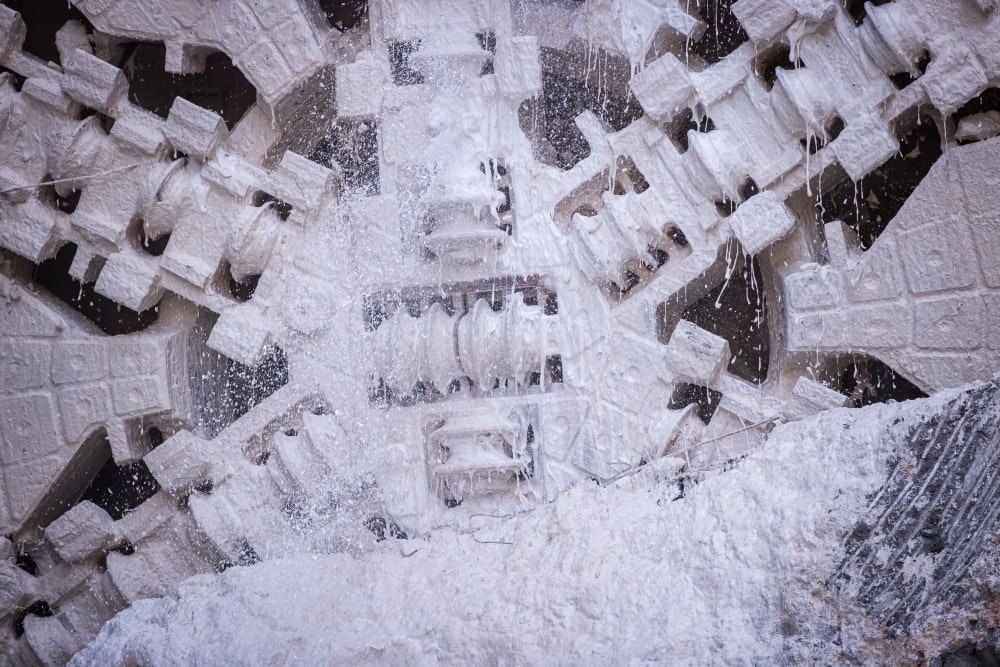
832, 379, 1000, 654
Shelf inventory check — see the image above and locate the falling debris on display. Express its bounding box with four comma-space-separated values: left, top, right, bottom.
0, 0, 1000, 664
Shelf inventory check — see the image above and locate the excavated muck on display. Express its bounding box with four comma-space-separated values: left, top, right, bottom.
0, 0, 999, 664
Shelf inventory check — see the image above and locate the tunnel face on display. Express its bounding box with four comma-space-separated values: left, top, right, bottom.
118, 42, 258, 130
2, 0, 1000, 663
1, 0, 94, 64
